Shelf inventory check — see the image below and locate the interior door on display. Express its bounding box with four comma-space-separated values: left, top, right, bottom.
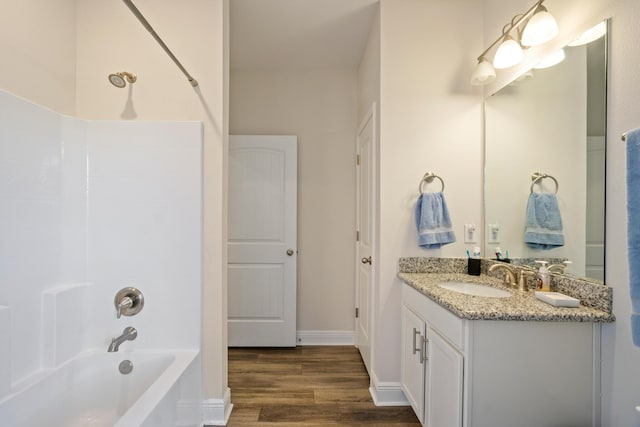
228, 135, 297, 347
356, 105, 375, 372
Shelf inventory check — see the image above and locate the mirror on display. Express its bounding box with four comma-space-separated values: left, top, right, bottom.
484, 21, 607, 282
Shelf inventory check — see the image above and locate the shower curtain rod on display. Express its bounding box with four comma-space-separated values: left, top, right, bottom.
123, 0, 199, 87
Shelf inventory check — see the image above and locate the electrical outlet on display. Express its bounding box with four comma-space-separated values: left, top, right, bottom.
488, 223, 500, 244
464, 224, 476, 243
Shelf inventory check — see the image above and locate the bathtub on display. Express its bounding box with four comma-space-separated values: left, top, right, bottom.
0, 350, 200, 427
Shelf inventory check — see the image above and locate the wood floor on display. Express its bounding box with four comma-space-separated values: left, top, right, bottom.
225, 346, 421, 426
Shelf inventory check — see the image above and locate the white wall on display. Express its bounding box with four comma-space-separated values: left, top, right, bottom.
358, 8, 380, 123
0, 0, 76, 114
229, 69, 358, 336
374, 0, 484, 387
602, 0, 640, 424
73, 0, 229, 408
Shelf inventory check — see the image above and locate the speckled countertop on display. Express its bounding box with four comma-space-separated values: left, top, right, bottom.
399, 272, 615, 322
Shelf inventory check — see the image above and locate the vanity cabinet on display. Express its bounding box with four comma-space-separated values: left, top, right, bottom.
401, 283, 601, 427
401, 296, 463, 427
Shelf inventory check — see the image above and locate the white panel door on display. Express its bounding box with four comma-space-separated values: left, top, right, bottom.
228, 135, 297, 347
355, 105, 375, 373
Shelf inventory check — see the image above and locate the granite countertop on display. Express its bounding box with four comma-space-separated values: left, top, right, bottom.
399, 272, 615, 322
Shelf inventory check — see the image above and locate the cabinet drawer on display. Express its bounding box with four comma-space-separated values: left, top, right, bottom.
402, 283, 465, 350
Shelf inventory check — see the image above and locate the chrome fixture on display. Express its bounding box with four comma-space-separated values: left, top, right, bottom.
108, 326, 137, 352
470, 0, 559, 85
108, 71, 137, 88
119, 359, 134, 374
122, 0, 199, 87
114, 287, 144, 319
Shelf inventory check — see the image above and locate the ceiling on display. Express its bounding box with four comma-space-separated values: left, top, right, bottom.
230, 0, 379, 70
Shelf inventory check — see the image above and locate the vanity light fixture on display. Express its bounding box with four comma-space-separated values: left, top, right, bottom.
493, 32, 524, 69
567, 21, 606, 46
520, 4, 558, 47
470, 0, 558, 85
533, 48, 566, 69
470, 57, 497, 85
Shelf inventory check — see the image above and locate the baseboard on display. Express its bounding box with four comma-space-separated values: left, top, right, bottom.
369, 371, 410, 406
296, 330, 355, 346
201, 387, 233, 426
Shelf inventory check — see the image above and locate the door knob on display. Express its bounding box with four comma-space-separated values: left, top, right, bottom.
361, 256, 372, 265
286, 249, 295, 256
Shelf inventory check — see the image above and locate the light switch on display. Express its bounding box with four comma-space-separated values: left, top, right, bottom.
464, 224, 476, 243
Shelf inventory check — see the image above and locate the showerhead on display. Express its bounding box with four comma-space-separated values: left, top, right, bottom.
108, 72, 137, 88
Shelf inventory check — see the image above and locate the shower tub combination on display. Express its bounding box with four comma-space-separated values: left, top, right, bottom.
0, 350, 201, 427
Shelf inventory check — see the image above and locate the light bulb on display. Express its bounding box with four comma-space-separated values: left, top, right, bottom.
493, 35, 524, 69
470, 58, 496, 85
568, 21, 606, 46
521, 5, 558, 47
534, 48, 565, 69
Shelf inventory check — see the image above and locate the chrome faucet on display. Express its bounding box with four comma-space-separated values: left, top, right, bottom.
108, 326, 137, 352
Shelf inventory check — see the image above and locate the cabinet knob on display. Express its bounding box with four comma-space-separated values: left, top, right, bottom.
286, 249, 295, 256
361, 256, 372, 265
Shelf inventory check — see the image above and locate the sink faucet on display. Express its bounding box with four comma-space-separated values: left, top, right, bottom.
488, 263, 517, 286
547, 264, 566, 274
108, 326, 137, 352
489, 264, 535, 292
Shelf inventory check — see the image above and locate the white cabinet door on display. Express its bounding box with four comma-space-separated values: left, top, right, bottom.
401, 305, 426, 423
425, 327, 463, 427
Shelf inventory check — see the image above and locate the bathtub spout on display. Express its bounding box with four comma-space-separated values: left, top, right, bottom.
108, 327, 138, 352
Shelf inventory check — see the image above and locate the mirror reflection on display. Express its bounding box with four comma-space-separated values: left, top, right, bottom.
484, 21, 607, 282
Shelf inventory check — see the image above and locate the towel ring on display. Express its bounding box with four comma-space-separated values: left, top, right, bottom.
419, 172, 445, 194
530, 172, 559, 194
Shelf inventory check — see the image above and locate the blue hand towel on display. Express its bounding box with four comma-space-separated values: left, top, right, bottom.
626, 127, 640, 346
524, 193, 565, 249
415, 192, 456, 249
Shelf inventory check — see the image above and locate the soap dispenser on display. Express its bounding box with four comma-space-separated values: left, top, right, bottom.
534, 260, 551, 292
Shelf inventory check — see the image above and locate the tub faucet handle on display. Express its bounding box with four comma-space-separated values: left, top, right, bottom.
114, 287, 144, 319
116, 296, 133, 319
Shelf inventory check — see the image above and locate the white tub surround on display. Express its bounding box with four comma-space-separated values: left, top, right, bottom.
0, 89, 204, 425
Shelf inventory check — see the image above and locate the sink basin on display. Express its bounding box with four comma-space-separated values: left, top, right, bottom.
438, 282, 511, 298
